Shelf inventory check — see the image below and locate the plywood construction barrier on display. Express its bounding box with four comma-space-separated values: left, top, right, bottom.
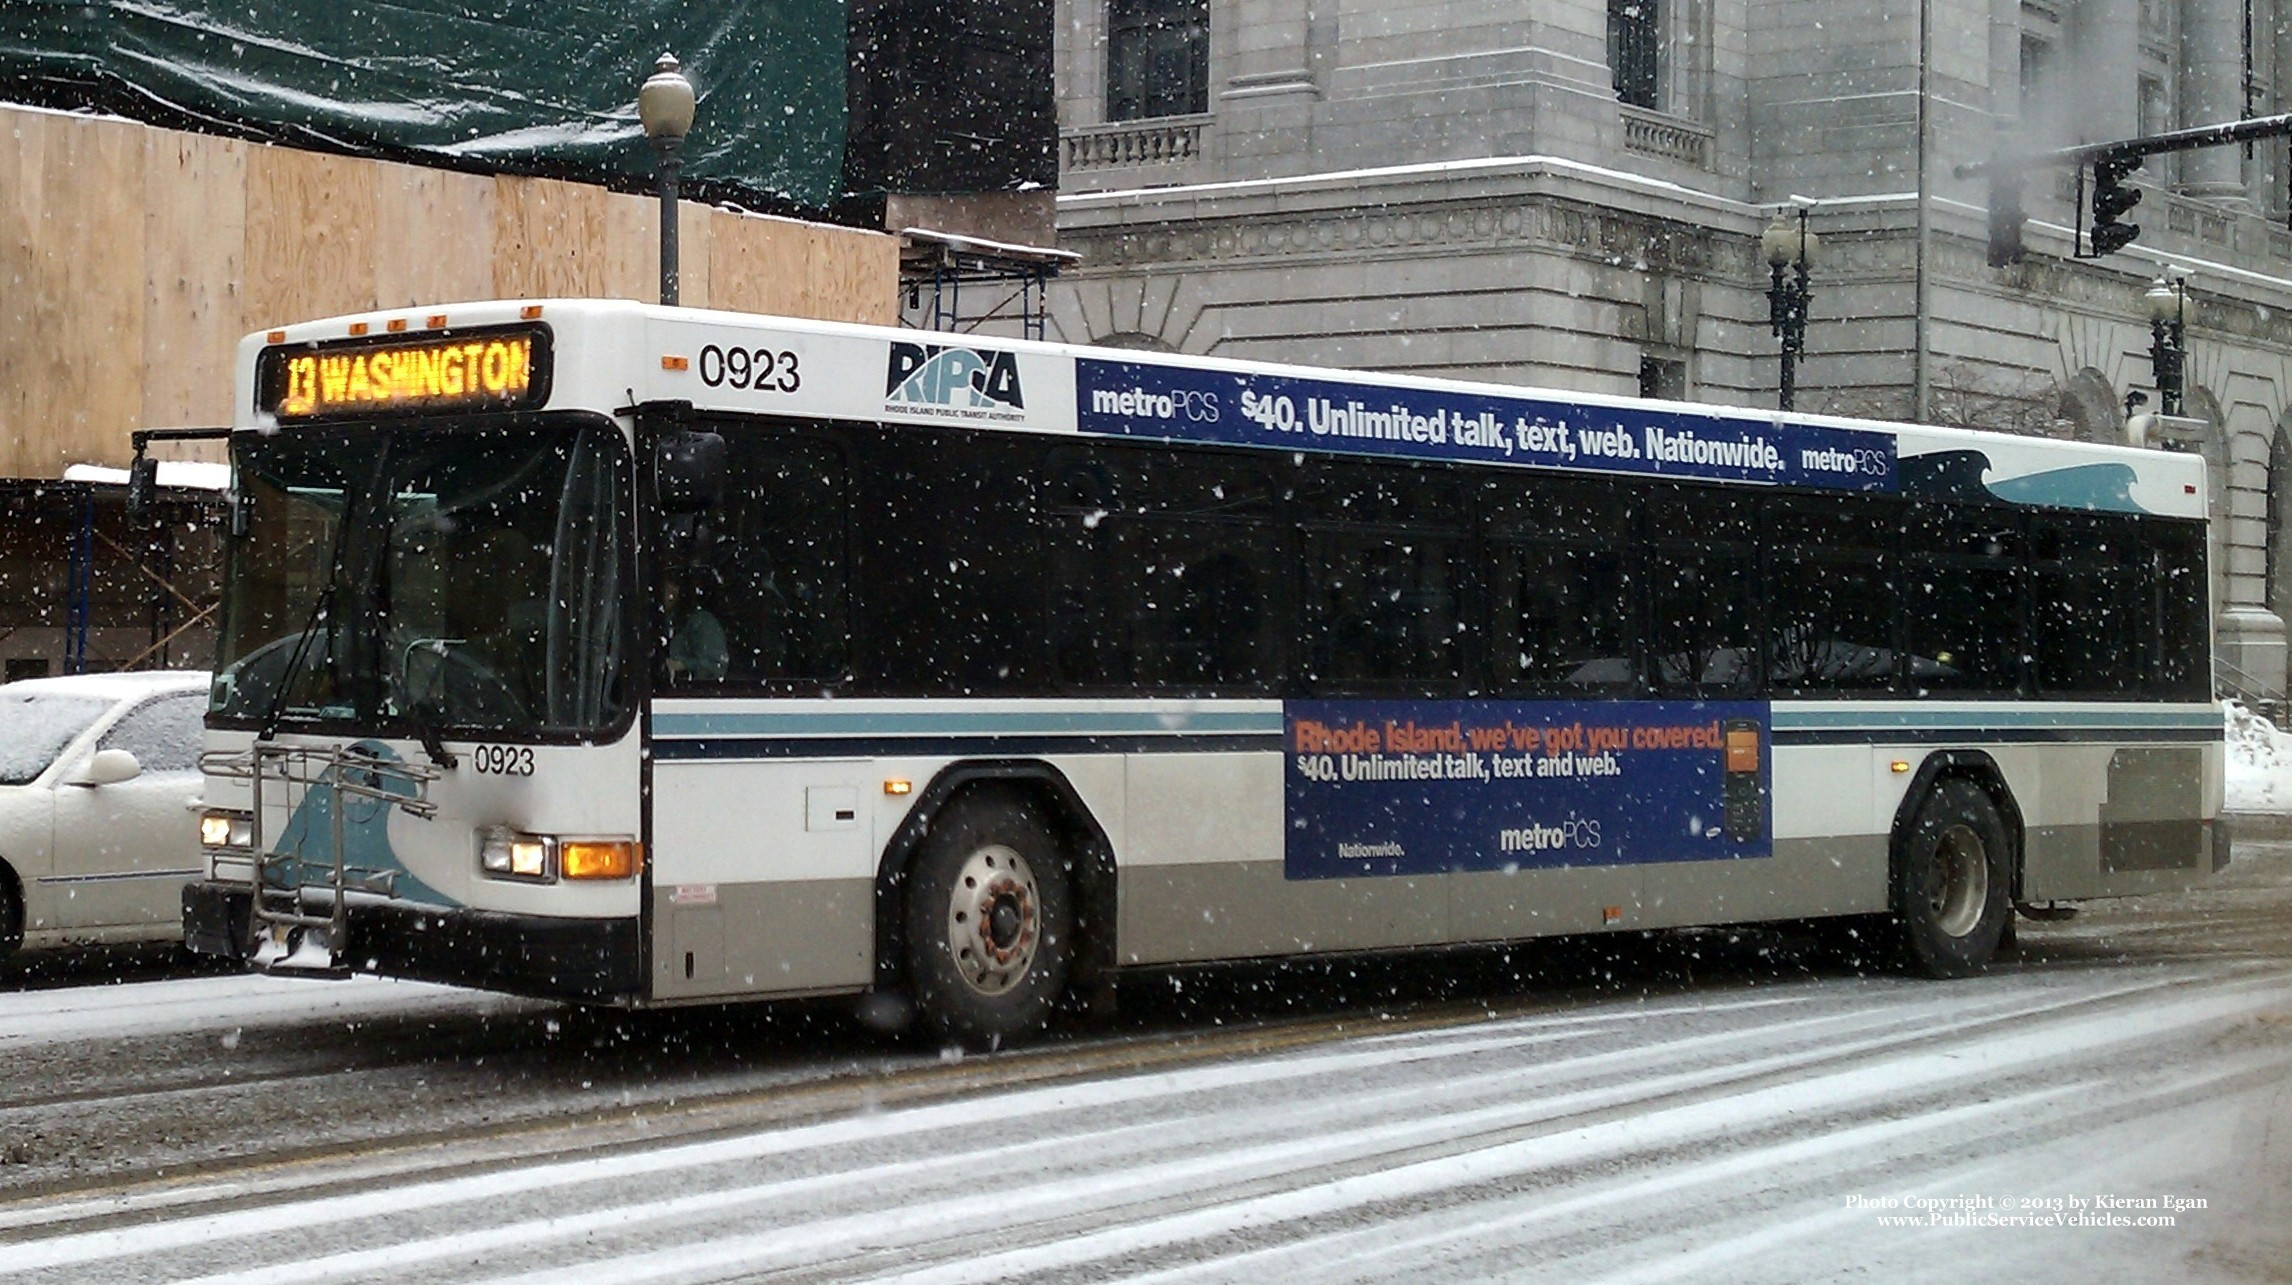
0, 104, 900, 476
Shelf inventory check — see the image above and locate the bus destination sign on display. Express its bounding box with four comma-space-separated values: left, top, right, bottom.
258, 326, 552, 421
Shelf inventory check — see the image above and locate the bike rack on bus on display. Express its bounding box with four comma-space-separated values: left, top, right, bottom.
200, 743, 439, 977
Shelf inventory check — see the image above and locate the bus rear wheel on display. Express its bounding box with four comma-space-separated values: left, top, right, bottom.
903, 790, 1073, 1050
1891, 779, 2012, 978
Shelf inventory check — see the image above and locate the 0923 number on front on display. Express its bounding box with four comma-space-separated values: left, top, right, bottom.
698, 345, 800, 393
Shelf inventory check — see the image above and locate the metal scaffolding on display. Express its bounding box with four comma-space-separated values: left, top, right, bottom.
899, 227, 1078, 341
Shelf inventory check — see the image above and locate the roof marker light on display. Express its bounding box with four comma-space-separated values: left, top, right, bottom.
386, 318, 407, 333
521, 305, 545, 320
427, 314, 449, 329
348, 322, 369, 336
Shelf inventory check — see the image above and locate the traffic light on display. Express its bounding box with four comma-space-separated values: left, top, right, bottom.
2090, 153, 2143, 255
1987, 171, 2025, 266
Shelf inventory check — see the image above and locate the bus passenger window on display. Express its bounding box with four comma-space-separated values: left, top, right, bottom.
2031, 516, 2145, 696
2151, 523, 2208, 699
655, 433, 848, 689
1489, 541, 1634, 692
1649, 548, 1755, 693
1304, 529, 1461, 692
1905, 564, 2020, 693
1053, 519, 1272, 691
1766, 552, 1896, 693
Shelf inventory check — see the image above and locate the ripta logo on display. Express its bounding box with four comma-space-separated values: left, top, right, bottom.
885, 342, 1025, 412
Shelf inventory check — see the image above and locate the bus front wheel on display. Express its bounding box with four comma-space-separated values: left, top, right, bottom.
903, 790, 1074, 1050
1891, 779, 2013, 978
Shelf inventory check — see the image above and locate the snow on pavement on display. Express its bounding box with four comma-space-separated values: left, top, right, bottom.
0, 972, 514, 1049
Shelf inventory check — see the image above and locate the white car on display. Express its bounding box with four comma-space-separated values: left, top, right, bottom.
0, 671, 210, 956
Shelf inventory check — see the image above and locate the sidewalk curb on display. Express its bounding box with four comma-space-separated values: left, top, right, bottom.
2222, 811, 2292, 842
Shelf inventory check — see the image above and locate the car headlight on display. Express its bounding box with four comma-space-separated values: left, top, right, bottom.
200, 809, 254, 849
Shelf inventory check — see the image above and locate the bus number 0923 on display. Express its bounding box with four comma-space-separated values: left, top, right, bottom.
698, 345, 800, 393
472, 745, 535, 776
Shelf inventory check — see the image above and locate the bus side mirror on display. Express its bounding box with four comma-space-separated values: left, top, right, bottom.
655, 430, 726, 515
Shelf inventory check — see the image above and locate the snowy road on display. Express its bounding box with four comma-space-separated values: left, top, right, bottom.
3, 846, 2289, 1283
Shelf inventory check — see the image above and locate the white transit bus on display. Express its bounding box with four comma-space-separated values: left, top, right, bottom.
184, 299, 2224, 1047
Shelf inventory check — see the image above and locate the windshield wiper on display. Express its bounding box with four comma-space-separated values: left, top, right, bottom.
383, 647, 460, 771
258, 579, 336, 743
402, 695, 459, 771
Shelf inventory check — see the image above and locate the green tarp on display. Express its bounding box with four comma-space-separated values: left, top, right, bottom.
1, 1, 848, 212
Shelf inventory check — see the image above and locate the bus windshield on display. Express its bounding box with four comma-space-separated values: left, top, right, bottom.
210, 418, 629, 739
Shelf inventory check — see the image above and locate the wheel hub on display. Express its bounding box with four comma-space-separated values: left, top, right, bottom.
1929, 821, 1990, 939
945, 843, 1040, 996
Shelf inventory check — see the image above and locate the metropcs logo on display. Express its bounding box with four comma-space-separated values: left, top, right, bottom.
885, 342, 1025, 416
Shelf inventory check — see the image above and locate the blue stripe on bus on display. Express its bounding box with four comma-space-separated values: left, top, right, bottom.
651, 724, 2217, 759
1771, 726, 2220, 746
653, 733, 1285, 761
1770, 708, 2222, 733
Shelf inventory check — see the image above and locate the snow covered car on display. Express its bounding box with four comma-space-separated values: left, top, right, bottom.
0, 671, 210, 957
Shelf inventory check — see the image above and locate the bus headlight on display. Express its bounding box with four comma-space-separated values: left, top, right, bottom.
476, 829, 637, 882
200, 809, 253, 850
478, 826, 554, 881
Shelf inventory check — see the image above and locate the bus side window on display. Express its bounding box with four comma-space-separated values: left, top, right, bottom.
2031, 513, 2147, 696
1763, 494, 1900, 695
659, 431, 849, 689
1298, 462, 1464, 695
1645, 488, 1756, 695
1489, 541, 1634, 692
1904, 506, 2023, 694
1484, 477, 1634, 693
863, 433, 1045, 695
1046, 446, 1277, 694
2151, 521, 2209, 700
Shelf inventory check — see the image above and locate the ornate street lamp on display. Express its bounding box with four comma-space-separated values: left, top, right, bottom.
2144, 275, 2187, 417
1761, 208, 1820, 413
639, 53, 697, 307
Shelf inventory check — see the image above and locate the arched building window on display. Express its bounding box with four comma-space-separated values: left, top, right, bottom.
2268, 422, 2292, 617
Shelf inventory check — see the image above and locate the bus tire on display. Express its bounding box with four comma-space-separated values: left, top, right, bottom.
1891, 779, 2012, 978
903, 790, 1073, 1050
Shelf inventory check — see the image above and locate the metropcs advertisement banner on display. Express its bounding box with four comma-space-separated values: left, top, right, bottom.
1075, 358, 1896, 491
1284, 699, 1771, 879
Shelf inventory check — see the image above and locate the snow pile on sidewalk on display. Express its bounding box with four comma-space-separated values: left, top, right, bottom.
2223, 700, 2292, 811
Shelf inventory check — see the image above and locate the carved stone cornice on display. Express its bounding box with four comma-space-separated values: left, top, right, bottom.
1061, 195, 1736, 280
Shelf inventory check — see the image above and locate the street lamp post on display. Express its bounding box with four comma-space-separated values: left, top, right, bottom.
2144, 275, 2187, 417
1761, 208, 1820, 412
639, 53, 696, 307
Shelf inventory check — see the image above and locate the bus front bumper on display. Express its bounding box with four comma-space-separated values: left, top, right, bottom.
183, 880, 644, 1003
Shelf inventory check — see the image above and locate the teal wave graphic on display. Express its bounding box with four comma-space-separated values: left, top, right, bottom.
1984, 462, 2149, 514
270, 741, 455, 906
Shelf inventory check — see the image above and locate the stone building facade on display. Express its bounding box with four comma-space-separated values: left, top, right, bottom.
1045, 0, 2292, 699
